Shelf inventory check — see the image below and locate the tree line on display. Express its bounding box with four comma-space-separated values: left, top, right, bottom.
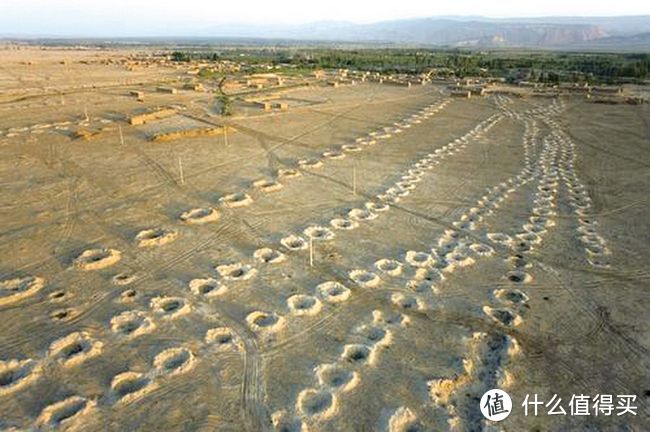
169, 49, 650, 83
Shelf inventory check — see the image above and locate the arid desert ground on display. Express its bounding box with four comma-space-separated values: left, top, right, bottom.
0, 48, 649, 431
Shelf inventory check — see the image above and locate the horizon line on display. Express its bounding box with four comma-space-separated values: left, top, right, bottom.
2, 14, 650, 40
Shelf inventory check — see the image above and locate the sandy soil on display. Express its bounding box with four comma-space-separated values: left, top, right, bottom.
0, 48, 649, 431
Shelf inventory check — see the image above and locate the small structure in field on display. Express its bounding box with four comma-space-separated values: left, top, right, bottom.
254, 101, 272, 111
558, 83, 590, 94
450, 90, 471, 99
73, 128, 101, 140
151, 126, 236, 142
273, 102, 289, 111
156, 86, 178, 94
586, 94, 642, 105
591, 86, 623, 94
250, 99, 289, 112
449, 84, 484, 96
129, 90, 145, 101
184, 83, 204, 92
128, 107, 176, 125
485, 88, 525, 98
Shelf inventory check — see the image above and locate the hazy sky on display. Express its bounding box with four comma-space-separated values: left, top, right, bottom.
1, 0, 648, 36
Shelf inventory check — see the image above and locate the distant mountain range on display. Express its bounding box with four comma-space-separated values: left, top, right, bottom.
4, 15, 650, 50
199, 16, 650, 50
